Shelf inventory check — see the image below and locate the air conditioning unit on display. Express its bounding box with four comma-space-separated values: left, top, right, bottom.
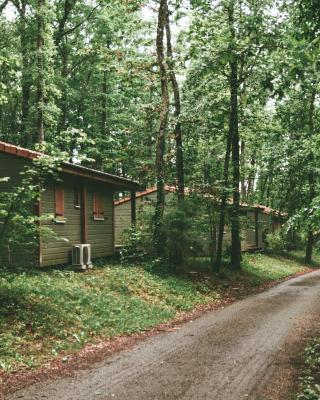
72, 244, 93, 270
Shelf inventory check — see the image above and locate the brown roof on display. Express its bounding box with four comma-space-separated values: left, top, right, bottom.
114, 185, 177, 205
0, 141, 141, 191
114, 185, 281, 215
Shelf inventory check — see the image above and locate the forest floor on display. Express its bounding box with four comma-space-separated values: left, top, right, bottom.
0, 250, 319, 397
4, 262, 320, 400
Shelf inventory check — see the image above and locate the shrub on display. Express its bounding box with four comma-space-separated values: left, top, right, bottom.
265, 231, 288, 251
120, 224, 151, 262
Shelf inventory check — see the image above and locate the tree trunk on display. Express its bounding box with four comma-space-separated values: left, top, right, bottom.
230, 59, 241, 269
214, 132, 232, 273
165, 11, 184, 203
57, 40, 68, 135
228, 1, 241, 270
0, 0, 9, 14
305, 88, 316, 264
246, 156, 256, 197
101, 68, 107, 136
18, 1, 31, 147
208, 201, 217, 265
153, 0, 169, 256
240, 140, 246, 198
36, 0, 45, 144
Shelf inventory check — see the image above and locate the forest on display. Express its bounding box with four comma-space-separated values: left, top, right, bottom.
0, 0, 320, 270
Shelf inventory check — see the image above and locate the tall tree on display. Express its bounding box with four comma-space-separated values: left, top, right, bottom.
153, 0, 169, 255
165, 6, 184, 202
227, 0, 241, 269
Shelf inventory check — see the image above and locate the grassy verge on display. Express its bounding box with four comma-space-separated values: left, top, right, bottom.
0, 251, 317, 376
295, 338, 320, 400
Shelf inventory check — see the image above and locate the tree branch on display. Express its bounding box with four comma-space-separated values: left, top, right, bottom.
62, 3, 101, 37
0, 0, 9, 14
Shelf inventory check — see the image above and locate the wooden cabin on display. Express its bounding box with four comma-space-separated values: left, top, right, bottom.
0, 141, 139, 267
114, 186, 176, 245
114, 187, 282, 253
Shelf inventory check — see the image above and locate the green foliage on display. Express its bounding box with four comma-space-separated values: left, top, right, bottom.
0, 251, 311, 373
120, 225, 151, 262
265, 231, 288, 252
242, 251, 309, 282
162, 208, 191, 266
0, 261, 221, 372
0, 0, 320, 265
0, 149, 69, 264
296, 339, 320, 400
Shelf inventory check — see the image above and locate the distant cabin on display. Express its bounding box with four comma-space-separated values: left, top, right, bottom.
114, 186, 176, 245
0, 141, 139, 267
114, 186, 283, 254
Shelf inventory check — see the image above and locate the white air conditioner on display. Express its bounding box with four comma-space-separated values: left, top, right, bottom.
72, 244, 93, 270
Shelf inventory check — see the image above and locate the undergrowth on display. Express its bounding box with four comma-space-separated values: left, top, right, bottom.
0, 251, 316, 375
296, 339, 320, 400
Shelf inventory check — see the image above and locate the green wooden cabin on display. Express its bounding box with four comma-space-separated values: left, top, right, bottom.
114, 187, 282, 254
0, 141, 139, 267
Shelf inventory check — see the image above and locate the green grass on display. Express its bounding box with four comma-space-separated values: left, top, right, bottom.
241, 251, 310, 284
0, 251, 317, 374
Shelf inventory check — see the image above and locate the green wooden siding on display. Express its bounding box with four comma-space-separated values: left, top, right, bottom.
87, 183, 114, 258
40, 178, 115, 266
40, 176, 82, 266
0, 153, 38, 266
114, 190, 276, 253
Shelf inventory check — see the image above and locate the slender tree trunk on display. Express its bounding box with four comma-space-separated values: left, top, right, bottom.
55, 0, 78, 136
246, 156, 256, 197
36, 0, 45, 144
228, 2, 241, 270
165, 11, 184, 203
208, 201, 217, 265
305, 171, 315, 263
57, 41, 68, 135
230, 87, 241, 270
18, 1, 31, 146
305, 88, 316, 264
214, 132, 232, 273
240, 140, 246, 198
153, 0, 169, 256
101, 68, 108, 136
165, 6, 184, 267
259, 172, 268, 203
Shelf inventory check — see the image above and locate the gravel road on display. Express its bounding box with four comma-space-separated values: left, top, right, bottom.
7, 270, 320, 400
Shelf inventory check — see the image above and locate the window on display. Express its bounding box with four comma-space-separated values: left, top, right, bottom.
54, 185, 65, 223
74, 187, 81, 209
93, 192, 104, 220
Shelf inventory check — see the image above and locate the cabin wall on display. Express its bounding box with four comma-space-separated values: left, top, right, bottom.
114, 191, 280, 256
245, 211, 257, 249
86, 183, 114, 258
0, 153, 38, 266
40, 178, 115, 266
258, 212, 271, 249
40, 176, 82, 266
114, 195, 151, 245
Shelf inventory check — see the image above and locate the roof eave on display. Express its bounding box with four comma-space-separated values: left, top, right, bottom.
61, 164, 141, 191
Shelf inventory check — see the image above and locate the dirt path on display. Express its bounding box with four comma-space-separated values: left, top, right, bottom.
6, 270, 320, 400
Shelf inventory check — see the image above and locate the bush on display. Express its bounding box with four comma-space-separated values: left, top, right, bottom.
265, 231, 288, 251
162, 208, 199, 267
120, 224, 151, 262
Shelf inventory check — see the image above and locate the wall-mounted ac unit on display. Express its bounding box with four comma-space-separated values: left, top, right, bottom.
72, 244, 93, 270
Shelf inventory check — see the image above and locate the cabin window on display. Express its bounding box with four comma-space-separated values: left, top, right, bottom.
54, 185, 65, 223
93, 192, 104, 220
74, 187, 81, 209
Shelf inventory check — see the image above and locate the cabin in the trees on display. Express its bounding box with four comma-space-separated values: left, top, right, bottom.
114, 186, 176, 245
114, 186, 283, 253
0, 141, 139, 267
